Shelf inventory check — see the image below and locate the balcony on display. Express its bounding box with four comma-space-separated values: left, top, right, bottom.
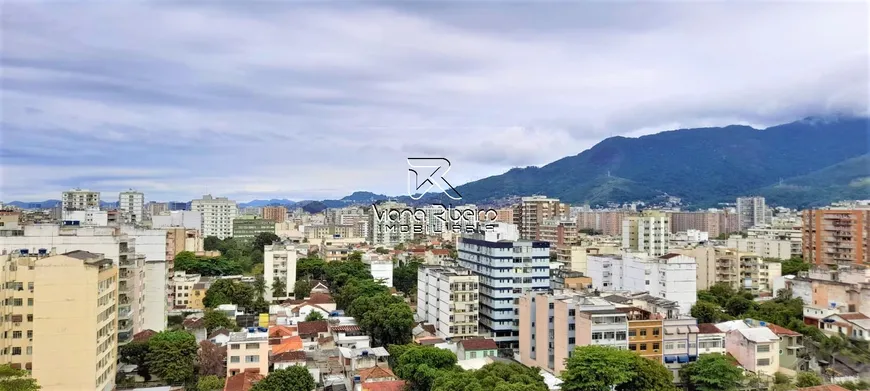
118, 320, 133, 332
118, 307, 132, 319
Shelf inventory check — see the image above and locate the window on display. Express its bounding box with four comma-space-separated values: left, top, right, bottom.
27, 298, 33, 306
629, 329, 637, 337
26, 315, 32, 322
653, 343, 660, 351
640, 343, 647, 350
230, 356, 240, 363
756, 344, 770, 353
27, 330, 32, 338
592, 332, 602, 340
245, 355, 260, 363
629, 343, 637, 351
12, 331, 22, 339
652, 328, 660, 336
604, 332, 615, 339
616, 331, 627, 340
640, 329, 647, 336
230, 344, 240, 350
568, 324, 575, 331
13, 299, 22, 306
568, 309, 575, 316
569, 337, 576, 345
756, 358, 770, 366
470, 351, 477, 359
11, 347, 21, 355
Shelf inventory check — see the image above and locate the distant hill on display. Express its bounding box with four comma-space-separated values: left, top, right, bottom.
445, 116, 869, 207
237, 199, 297, 208
757, 154, 870, 208
4, 200, 61, 209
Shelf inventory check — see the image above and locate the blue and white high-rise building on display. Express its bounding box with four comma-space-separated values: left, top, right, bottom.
457, 223, 550, 349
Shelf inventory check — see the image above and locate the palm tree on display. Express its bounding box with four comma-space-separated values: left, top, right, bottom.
253, 276, 266, 299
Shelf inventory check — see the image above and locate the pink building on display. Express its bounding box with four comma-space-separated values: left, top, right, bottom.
717, 321, 780, 375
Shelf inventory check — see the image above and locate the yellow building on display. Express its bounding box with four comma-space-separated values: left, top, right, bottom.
0, 252, 43, 371
627, 310, 664, 362
33, 251, 118, 391
188, 281, 210, 310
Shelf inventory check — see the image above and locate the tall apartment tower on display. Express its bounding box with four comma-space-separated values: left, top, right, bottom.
190, 195, 238, 239
621, 211, 670, 257
802, 208, 869, 267
263, 244, 298, 302
737, 197, 767, 230
368, 201, 413, 246
262, 206, 287, 223
0, 252, 47, 372
62, 188, 100, 211
513, 196, 567, 240
33, 251, 118, 391
119, 190, 145, 224
457, 224, 550, 349
416, 266, 480, 341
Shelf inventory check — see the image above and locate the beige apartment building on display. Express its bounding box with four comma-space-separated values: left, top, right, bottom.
726, 236, 793, 260
262, 206, 287, 223
416, 266, 480, 340
33, 251, 118, 391
576, 210, 636, 236
0, 252, 42, 371
513, 196, 568, 240
674, 247, 781, 293
622, 211, 670, 257
802, 209, 869, 267
539, 218, 579, 247
670, 210, 739, 238
554, 240, 620, 274
492, 208, 514, 224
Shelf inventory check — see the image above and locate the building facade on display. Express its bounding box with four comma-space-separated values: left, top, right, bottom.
457, 228, 549, 349
119, 190, 145, 224
227, 330, 270, 377
190, 195, 238, 239
151, 211, 203, 231
264, 244, 298, 302
513, 196, 567, 240
737, 197, 768, 230
554, 240, 620, 274
726, 237, 793, 260
586, 253, 697, 315
576, 210, 636, 236
232, 216, 276, 243
802, 208, 869, 267
33, 251, 118, 391
539, 218, 579, 247
262, 206, 287, 223
416, 266, 480, 341
622, 211, 670, 257
61, 188, 100, 211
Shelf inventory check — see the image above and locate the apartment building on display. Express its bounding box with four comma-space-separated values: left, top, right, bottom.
145, 202, 168, 219
0, 252, 45, 371
304, 224, 360, 240
120, 226, 167, 332
539, 218, 579, 247
670, 210, 738, 238
802, 208, 869, 267
62, 188, 100, 211
786, 266, 870, 314
493, 208, 514, 224
119, 190, 145, 224
368, 260, 393, 287
0, 225, 147, 344
262, 206, 287, 223
726, 236, 793, 260
622, 211, 670, 257
368, 201, 414, 246
457, 225, 549, 349
626, 309, 664, 362
737, 197, 768, 230
513, 196, 568, 240
554, 240, 620, 274
747, 226, 802, 257
717, 320, 780, 376
61, 209, 109, 226
576, 210, 636, 236
586, 253, 697, 315
519, 292, 628, 375
232, 216, 276, 243
697, 323, 726, 355
151, 211, 203, 231
227, 329, 270, 377
264, 244, 297, 302
190, 195, 238, 239
416, 266, 480, 341
661, 318, 700, 379
33, 251, 118, 391
673, 247, 781, 293
172, 271, 201, 308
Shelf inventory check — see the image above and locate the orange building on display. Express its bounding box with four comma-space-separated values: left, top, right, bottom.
624, 308, 663, 362
262, 206, 287, 223
802, 209, 869, 267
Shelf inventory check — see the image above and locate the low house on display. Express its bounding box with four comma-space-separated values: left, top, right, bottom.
724, 326, 780, 375
283, 293, 337, 313
272, 351, 307, 370
361, 381, 406, 391
331, 325, 370, 349
766, 323, 805, 374
271, 336, 304, 355
298, 320, 331, 350
338, 347, 390, 372
223, 369, 264, 391
696, 324, 726, 355
182, 317, 207, 343
819, 313, 870, 341
355, 367, 400, 391
457, 339, 498, 360
290, 304, 331, 321
209, 328, 231, 346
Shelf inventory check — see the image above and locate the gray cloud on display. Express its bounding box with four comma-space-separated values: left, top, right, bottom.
0, 1, 867, 202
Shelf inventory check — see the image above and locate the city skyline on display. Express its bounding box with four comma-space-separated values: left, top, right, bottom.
2, 2, 867, 201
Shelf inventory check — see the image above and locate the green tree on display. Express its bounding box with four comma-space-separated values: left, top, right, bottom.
196, 375, 225, 391
251, 297, 270, 314
174, 251, 198, 270
707, 283, 736, 305
305, 311, 325, 322
393, 345, 458, 391
395, 243, 405, 251
359, 302, 415, 347
251, 232, 281, 254
724, 296, 753, 317
119, 340, 151, 381
691, 301, 723, 324
250, 366, 316, 391
348, 251, 363, 262
203, 309, 236, 333
778, 256, 810, 276
146, 331, 199, 384
347, 293, 404, 320
204, 236, 222, 251
838, 380, 870, 391
294, 280, 311, 300
616, 354, 677, 391
394, 260, 421, 296
297, 258, 326, 280
0, 363, 41, 391
271, 277, 287, 299
560, 346, 636, 391
794, 371, 823, 388
253, 275, 266, 299
679, 354, 743, 391
203, 279, 255, 308
432, 362, 548, 391
375, 247, 390, 254
334, 278, 389, 310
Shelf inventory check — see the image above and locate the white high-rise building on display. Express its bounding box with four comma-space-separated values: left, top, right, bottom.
119, 190, 145, 224
263, 244, 298, 302
190, 195, 238, 239
120, 226, 168, 332
369, 260, 394, 287
62, 188, 100, 211
621, 211, 670, 257
368, 201, 413, 246
61, 209, 109, 226
151, 211, 203, 231
737, 196, 767, 230
457, 224, 549, 349
586, 253, 697, 314
416, 265, 480, 341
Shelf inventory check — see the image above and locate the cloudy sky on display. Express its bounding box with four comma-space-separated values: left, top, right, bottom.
1, 1, 867, 203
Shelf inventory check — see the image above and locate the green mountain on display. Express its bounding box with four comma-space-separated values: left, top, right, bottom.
449, 117, 869, 207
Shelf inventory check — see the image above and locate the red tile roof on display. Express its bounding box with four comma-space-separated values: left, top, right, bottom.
459, 338, 498, 351
659, 253, 682, 259
133, 330, 157, 342
271, 350, 307, 363
430, 249, 450, 256
696, 323, 722, 334
796, 386, 851, 391
208, 327, 231, 339
307, 292, 335, 304
182, 317, 205, 329
271, 336, 304, 354
268, 325, 297, 338
223, 370, 264, 391
839, 313, 870, 321
330, 325, 361, 333
359, 367, 396, 382
767, 323, 801, 336
362, 381, 406, 391
298, 320, 329, 336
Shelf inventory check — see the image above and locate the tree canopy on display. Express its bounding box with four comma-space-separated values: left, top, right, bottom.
203, 279, 256, 308
293, 280, 311, 299
432, 362, 549, 391
679, 354, 743, 391
203, 309, 237, 333
305, 311, 325, 322
197, 340, 226, 378
0, 364, 41, 391
119, 340, 151, 381
394, 260, 421, 296
271, 277, 287, 299
196, 375, 225, 391
561, 345, 674, 391
146, 330, 199, 384
250, 366, 316, 391
794, 371, 823, 388
392, 344, 459, 391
